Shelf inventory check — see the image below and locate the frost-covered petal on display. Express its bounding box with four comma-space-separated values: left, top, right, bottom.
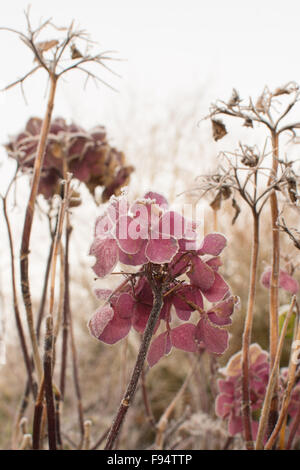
94, 310, 131, 344
147, 331, 172, 367
143, 192, 168, 209
115, 215, 146, 254
88, 305, 114, 339
95, 213, 115, 239
261, 267, 299, 294
94, 288, 112, 300
145, 237, 179, 264
118, 242, 148, 266
228, 413, 243, 436
156, 211, 197, 240
170, 324, 198, 352
197, 233, 227, 256
202, 273, 229, 302
114, 292, 135, 319
173, 285, 203, 321
215, 393, 233, 418
187, 257, 215, 291
207, 296, 235, 326
195, 317, 229, 354
89, 238, 118, 278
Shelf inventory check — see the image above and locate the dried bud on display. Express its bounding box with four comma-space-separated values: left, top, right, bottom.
210, 191, 222, 211
255, 95, 266, 113
228, 88, 240, 107
211, 119, 227, 141
71, 44, 83, 59
36, 40, 59, 53
241, 146, 259, 167
287, 177, 298, 203
243, 117, 253, 128
221, 185, 232, 200
231, 198, 241, 225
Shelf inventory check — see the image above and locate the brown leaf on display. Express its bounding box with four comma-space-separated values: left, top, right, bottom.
210, 191, 222, 211
36, 40, 59, 53
211, 119, 227, 141
243, 117, 253, 128
231, 198, 241, 225
71, 44, 83, 59
228, 88, 240, 107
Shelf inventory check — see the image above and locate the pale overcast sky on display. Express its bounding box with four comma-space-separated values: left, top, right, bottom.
1, 0, 300, 180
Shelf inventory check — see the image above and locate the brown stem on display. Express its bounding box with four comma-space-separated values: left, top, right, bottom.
2, 196, 36, 398
241, 210, 259, 450
255, 296, 296, 449
104, 282, 164, 450
32, 379, 45, 450
265, 312, 300, 450
268, 130, 280, 435
69, 301, 85, 443
44, 316, 57, 450
20, 75, 57, 383
60, 224, 72, 399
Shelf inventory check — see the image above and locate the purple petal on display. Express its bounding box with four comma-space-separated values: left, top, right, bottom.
88, 305, 114, 339
118, 242, 148, 266
94, 288, 112, 300
215, 393, 233, 418
207, 296, 235, 326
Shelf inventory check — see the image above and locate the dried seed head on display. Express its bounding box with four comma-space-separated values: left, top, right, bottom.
228, 88, 240, 107
211, 119, 227, 141
243, 117, 253, 128
287, 176, 298, 203
71, 44, 83, 59
255, 95, 266, 113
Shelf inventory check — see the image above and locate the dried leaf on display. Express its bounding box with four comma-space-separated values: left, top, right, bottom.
210, 191, 222, 211
36, 39, 59, 53
211, 119, 227, 141
255, 95, 266, 113
228, 88, 240, 107
231, 198, 240, 225
71, 44, 83, 59
287, 177, 297, 203
243, 117, 253, 128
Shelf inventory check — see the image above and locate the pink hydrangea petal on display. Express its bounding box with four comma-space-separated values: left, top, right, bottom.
147, 331, 172, 367
197, 233, 227, 256
95, 213, 115, 239
156, 211, 197, 240
207, 296, 235, 326
217, 378, 235, 396
173, 285, 204, 320
187, 257, 215, 291
170, 324, 197, 352
118, 242, 148, 266
88, 305, 114, 339
94, 288, 112, 300
195, 317, 229, 354
114, 293, 135, 319
115, 215, 145, 254
169, 252, 191, 276
215, 393, 233, 418
279, 270, 299, 294
89, 238, 118, 278
93, 309, 131, 345
206, 257, 222, 271
145, 237, 179, 264
143, 192, 168, 209
202, 272, 229, 302
228, 413, 243, 436
261, 268, 299, 294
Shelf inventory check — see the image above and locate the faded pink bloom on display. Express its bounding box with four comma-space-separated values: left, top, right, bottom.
6, 117, 133, 201
216, 344, 269, 437
261, 267, 299, 294
89, 193, 235, 366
